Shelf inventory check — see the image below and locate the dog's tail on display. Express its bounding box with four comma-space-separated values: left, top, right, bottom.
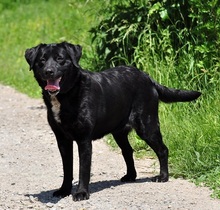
153, 81, 201, 103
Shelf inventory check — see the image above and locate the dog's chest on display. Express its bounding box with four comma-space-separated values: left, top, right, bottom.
50, 95, 61, 123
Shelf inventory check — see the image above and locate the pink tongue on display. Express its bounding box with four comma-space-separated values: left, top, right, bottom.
45, 79, 60, 92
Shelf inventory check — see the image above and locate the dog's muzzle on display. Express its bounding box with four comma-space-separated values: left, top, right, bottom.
45, 77, 61, 95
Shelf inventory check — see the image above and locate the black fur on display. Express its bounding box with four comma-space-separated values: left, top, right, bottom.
25, 42, 201, 201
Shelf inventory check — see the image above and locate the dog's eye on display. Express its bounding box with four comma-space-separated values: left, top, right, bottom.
57, 56, 64, 63
40, 58, 46, 64
38, 58, 46, 67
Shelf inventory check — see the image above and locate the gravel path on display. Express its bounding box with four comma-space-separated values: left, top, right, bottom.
0, 84, 220, 210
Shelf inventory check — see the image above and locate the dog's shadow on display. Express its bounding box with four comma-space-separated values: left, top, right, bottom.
27, 177, 152, 204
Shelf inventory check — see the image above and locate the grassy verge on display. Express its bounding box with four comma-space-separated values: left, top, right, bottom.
161, 96, 220, 198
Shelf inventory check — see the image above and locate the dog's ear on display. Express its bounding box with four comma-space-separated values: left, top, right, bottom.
25, 44, 42, 71
62, 42, 82, 68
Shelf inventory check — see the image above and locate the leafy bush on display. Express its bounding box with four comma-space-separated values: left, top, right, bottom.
90, 0, 220, 89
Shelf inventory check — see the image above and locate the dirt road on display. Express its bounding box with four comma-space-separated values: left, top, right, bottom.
0, 84, 219, 209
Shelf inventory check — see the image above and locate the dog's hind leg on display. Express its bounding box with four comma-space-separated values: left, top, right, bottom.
135, 102, 169, 182
112, 130, 137, 182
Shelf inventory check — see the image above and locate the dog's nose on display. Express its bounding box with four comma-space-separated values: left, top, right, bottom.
45, 68, 54, 77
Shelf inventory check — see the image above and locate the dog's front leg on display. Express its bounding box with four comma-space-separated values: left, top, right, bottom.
73, 140, 92, 201
53, 136, 73, 197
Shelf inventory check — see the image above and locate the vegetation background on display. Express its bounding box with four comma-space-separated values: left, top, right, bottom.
0, 0, 219, 198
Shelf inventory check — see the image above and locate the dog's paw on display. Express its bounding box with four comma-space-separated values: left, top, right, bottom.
120, 174, 136, 182
151, 175, 169, 182
72, 190, 89, 201
53, 188, 72, 198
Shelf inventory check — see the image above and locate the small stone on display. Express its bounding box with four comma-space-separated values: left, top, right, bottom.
29, 196, 35, 203
46, 202, 54, 208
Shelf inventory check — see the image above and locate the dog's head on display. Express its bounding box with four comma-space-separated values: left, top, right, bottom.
25, 42, 82, 95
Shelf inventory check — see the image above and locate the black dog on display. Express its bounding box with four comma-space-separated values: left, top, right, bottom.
25, 42, 201, 201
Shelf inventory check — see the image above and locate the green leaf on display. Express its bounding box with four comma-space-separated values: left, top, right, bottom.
149, 2, 161, 16
159, 9, 168, 21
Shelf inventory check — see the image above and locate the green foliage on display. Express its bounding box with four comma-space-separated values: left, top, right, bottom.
90, 0, 220, 90
158, 96, 220, 195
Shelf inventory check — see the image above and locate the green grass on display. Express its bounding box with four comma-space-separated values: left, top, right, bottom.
0, 0, 219, 199
0, 0, 99, 97
160, 97, 220, 198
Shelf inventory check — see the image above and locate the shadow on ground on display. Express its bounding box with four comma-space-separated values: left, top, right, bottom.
26, 177, 153, 204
